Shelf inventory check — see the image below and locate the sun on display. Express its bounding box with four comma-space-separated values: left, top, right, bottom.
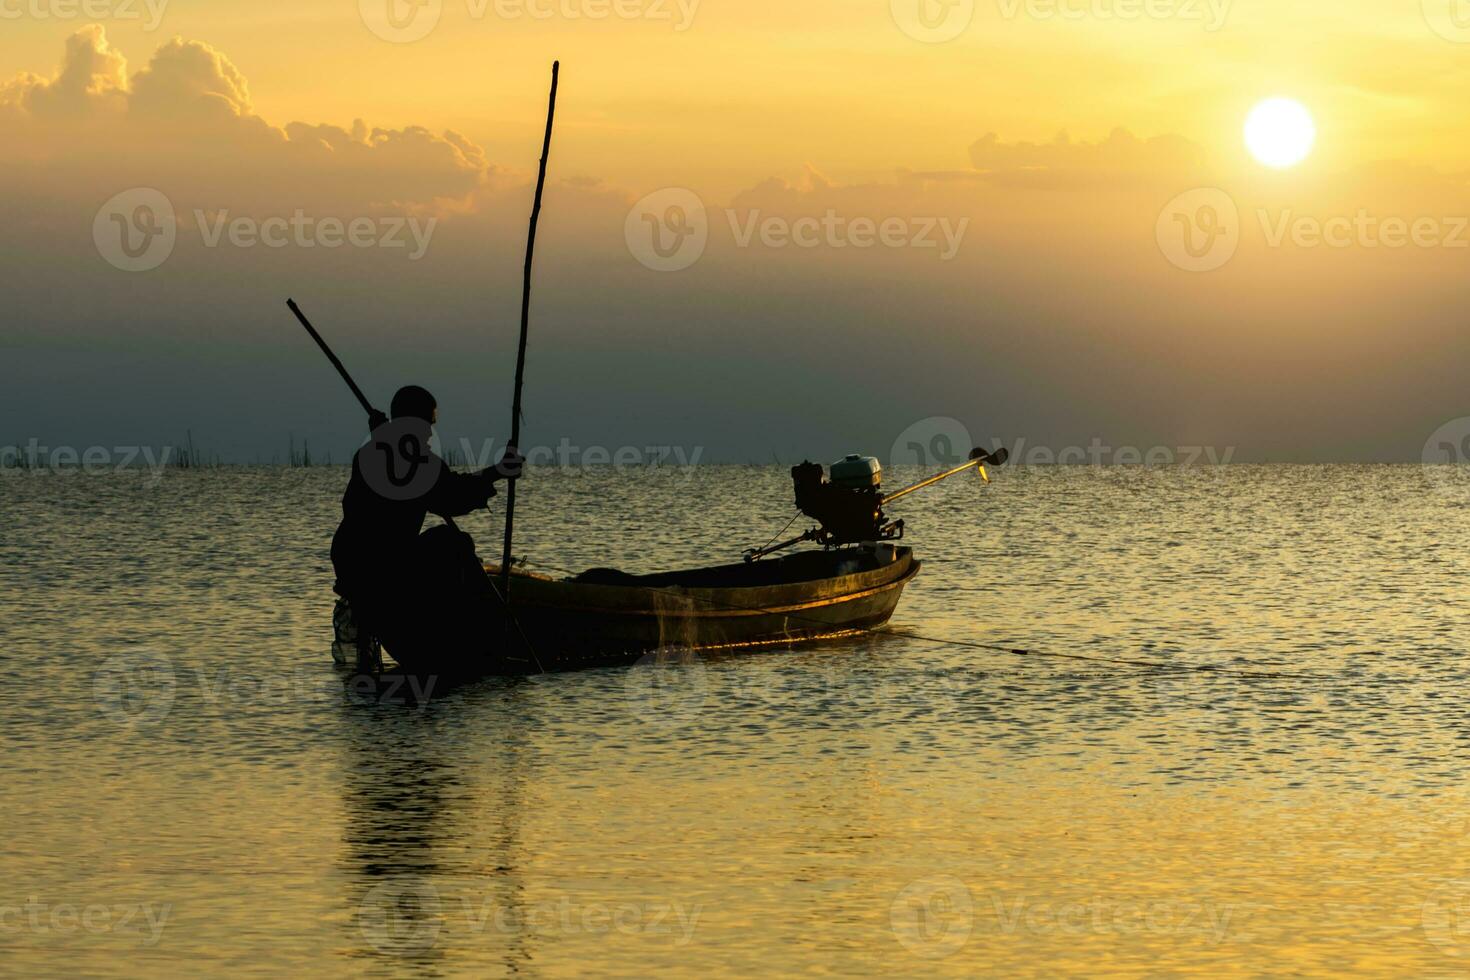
1244, 98, 1316, 169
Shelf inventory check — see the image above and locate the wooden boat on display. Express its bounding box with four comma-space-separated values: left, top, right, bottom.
349, 451, 1007, 679
300, 71, 1007, 685
377, 544, 920, 676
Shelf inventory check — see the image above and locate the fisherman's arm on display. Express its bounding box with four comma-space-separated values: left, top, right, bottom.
425, 449, 525, 517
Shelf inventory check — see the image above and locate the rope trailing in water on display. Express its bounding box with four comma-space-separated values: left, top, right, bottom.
883, 631, 1318, 680
517, 557, 1324, 682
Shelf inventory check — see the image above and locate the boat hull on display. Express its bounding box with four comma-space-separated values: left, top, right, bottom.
378, 546, 920, 676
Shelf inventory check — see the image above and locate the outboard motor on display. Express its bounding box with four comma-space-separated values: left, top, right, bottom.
791, 455, 896, 546
745, 445, 1004, 562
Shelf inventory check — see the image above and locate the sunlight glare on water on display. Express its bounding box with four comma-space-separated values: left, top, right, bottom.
4, 464, 1470, 974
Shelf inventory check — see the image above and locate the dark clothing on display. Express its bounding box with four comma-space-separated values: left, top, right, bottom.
331, 450, 497, 601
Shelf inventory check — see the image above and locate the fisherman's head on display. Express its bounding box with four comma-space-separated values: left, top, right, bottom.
391, 385, 438, 424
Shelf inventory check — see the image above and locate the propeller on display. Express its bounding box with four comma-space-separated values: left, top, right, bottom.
969, 446, 1010, 466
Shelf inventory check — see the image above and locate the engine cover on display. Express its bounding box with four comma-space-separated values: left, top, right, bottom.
829, 454, 882, 490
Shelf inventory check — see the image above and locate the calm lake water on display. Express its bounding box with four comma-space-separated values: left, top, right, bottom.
6, 464, 1470, 975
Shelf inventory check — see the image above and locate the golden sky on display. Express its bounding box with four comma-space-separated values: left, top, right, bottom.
3, 3, 1470, 462
4, 0, 1469, 190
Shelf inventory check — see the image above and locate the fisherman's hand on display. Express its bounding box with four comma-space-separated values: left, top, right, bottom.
494, 448, 525, 481
475, 451, 523, 486
368, 410, 389, 432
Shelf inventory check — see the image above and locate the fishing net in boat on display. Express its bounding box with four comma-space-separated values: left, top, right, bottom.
653, 588, 700, 651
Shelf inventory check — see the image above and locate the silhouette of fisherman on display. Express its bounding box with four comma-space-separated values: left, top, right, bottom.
331, 385, 523, 672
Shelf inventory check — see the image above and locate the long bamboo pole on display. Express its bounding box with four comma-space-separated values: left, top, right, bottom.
500, 61, 560, 599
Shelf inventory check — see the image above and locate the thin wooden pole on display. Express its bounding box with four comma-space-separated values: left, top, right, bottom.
286, 298, 378, 420
500, 61, 560, 599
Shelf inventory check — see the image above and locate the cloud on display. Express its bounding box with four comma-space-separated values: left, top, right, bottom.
0, 24, 127, 121
966, 127, 1207, 189
728, 162, 990, 218
0, 26, 487, 211
8, 27, 1470, 468
723, 129, 1211, 220
128, 35, 254, 125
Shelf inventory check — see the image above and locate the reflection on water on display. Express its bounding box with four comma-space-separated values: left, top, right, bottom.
338, 682, 541, 973
4, 465, 1470, 974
